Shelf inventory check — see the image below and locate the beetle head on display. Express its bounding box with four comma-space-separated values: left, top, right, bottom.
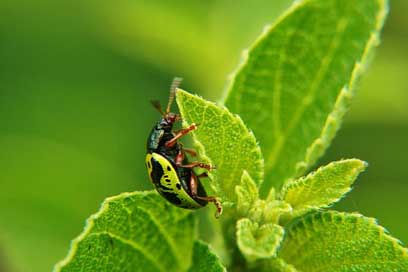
165, 112, 181, 124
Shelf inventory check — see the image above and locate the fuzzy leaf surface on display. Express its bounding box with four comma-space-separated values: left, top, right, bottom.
54, 191, 196, 272
237, 218, 284, 262
188, 240, 226, 272
176, 89, 263, 202
236, 171, 259, 215
281, 159, 367, 219
268, 259, 298, 272
278, 211, 408, 271
255, 258, 298, 272
224, 0, 388, 192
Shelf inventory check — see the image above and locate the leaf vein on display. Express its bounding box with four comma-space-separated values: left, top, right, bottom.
90, 232, 165, 272
136, 206, 184, 266
265, 15, 350, 174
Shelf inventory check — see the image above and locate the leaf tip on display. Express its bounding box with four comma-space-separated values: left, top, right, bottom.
175, 87, 190, 102
344, 158, 368, 172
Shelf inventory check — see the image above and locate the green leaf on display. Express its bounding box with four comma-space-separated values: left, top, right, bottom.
224, 0, 389, 192
256, 258, 299, 272
281, 159, 367, 219
268, 258, 298, 272
278, 211, 408, 271
54, 191, 196, 272
261, 200, 292, 225
176, 89, 264, 203
236, 218, 284, 262
236, 171, 259, 215
188, 240, 226, 272
236, 171, 292, 224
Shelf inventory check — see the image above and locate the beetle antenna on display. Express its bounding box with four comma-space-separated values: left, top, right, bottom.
166, 77, 183, 113
151, 100, 165, 116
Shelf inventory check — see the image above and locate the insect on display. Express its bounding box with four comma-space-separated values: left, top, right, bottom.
146, 77, 222, 218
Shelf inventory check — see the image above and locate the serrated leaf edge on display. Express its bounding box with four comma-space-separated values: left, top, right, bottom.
237, 218, 285, 261
191, 240, 227, 272
53, 191, 151, 271
235, 170, 259, 215
266, 257, 299, 272
280, 159, 367, 218
290, 0, 389, 180
221, 0, 307, 104
219, 0, 388, 194
176, 89, 264, 198
283, 211, 408, 262
53, 191, 193, 272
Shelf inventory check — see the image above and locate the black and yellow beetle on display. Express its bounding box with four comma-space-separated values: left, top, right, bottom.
146, 78, 222, 217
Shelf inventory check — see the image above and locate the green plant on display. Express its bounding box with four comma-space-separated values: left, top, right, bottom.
53, 0, 408, 271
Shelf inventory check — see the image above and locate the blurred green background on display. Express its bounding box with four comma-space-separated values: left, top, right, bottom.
0, 0, 406, 271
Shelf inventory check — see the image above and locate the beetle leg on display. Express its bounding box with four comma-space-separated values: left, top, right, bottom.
190, 173, 199, 196
183, 148, 197, 157
175, 149, 214, 170
178, 161, 215, 171
165, 123, 198, 148
196, 196, 223, 218
189, 174, 222, 218
175, 150, 185, 165
178, 142, 197, 157
196, 172, 208, 178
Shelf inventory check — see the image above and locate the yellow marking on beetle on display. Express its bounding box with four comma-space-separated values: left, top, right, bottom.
145, 153, 202, 209
146, 153, 154, 184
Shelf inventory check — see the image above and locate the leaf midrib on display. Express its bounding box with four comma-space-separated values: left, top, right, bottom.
136, 205, 186, 267
265, 15, 350, 174
272, 12, 309, 139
